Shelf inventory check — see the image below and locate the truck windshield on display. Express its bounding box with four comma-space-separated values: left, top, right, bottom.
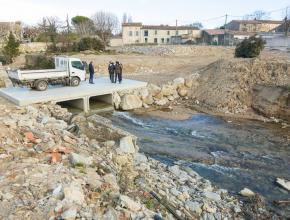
71, 61, 84, 70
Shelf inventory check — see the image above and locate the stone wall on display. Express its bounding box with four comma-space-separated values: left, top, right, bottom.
0, 63, 12, 88
19, 42, 48, 53
113, 75, 197, 111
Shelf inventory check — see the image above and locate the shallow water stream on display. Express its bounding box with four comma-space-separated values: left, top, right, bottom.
104, 111, 290, 216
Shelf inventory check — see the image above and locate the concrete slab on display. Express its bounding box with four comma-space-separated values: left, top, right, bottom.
0, 77, 147, 106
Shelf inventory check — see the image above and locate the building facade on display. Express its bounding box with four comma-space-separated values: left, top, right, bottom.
122, 23, 201, 45
226, 20, 283, 33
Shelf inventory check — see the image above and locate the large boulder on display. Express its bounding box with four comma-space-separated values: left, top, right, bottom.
139, 88, 149, 100
240, 188, 255, 197
161, 85, 175, 97
69, 153, 93, 167
178, 87, 188, 97
112, 92, 121, 109
147, 84, 161, 97
117, 136, 137, 154
120, 94, 143, 110
173, 77, 185, 88
185, 78, 194, 88
143, 95, 154, 105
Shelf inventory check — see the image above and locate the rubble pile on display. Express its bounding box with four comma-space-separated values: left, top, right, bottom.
0, 101, 244, 219
190, 58, 290, 115
116, 45, 232, 57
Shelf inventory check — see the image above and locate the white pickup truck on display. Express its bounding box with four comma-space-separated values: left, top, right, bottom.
8, 56, 86, 91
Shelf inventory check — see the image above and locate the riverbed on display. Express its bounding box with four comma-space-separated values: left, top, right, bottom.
103, 111, 290, 216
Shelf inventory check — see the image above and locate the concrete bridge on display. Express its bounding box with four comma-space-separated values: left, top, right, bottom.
0, 77, 147, 112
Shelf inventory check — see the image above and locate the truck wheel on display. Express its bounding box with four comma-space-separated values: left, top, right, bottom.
71, 77, 80, 87
35, 80, 48, 91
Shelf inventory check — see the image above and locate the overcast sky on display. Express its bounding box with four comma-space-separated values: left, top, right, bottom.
0, 0, 289, 28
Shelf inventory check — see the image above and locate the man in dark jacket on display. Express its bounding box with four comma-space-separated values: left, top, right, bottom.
88, 61, 94, 84
114, 61, 123, 84
108, 61, 115, 83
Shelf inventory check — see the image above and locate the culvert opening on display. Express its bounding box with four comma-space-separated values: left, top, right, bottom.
57, 98, 85, 113
89, 94, 113, 112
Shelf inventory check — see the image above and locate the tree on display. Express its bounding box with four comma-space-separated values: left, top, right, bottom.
71, 15, 94, 35
91, 11, 119, 45
122, 13, 128, 24
128, 15, 133, 23
3, 32, 20, 64
189, 22, 203, 29
235, 36, 266, 58
37, 17, 61, 47
243, 10, 270, 20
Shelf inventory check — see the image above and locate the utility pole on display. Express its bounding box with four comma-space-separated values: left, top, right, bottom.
285, 7, 289, 37
175, 19, 178, 44
224, 14, 228, 46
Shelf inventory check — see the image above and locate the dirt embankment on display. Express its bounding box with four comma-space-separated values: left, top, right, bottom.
189, 58, 290, 121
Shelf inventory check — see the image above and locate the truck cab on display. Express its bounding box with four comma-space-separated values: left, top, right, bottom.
55, 57, 86, 82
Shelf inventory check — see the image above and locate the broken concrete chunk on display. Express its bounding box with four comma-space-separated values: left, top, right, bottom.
276, 178, 290, 191
69, 152, 93, 166
117, 136, 136, 154
240, 188, 255, 197
120, 195, 142, 212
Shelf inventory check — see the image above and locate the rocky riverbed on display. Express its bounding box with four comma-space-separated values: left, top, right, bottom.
0, 99, 249, 219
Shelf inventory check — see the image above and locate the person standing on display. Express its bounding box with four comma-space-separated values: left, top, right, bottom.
108, 61, 115, 83
114, 61, 123, 84
88, 61, 95, 84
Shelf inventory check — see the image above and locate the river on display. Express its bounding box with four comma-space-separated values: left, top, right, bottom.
103, 111, 290, 216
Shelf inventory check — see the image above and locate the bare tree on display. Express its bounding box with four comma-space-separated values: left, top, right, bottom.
122, 13, 128, 24
128, 15, 133, 23
38, 17, 62, 46
91, 11, 119, 45
243, 10, 270, 20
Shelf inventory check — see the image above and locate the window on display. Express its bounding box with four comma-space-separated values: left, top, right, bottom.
71, 61, 84, 70
155, 30, 158, 35
161, 38, 164, 43
145, 38, 148, 43
129, 31, 133, 36
136, 31, 139, 36
144, 30, 148, 37
167, 30, 170, 35
154, 38, 158, 43
167, 38, 170, 43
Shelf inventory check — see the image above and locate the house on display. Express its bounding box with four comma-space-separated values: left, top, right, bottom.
226, 20, 283, 33
0, 21, 22, 43
270, 21, 290, 34
202, 29, 229, 45
122, 22, 201, 45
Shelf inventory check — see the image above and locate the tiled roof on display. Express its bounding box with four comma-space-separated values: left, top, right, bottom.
204, 29, 225, 35
122, 22, 199, 30
122, 23, 142, 27
141, 25, 199, 30
229, 20, 283, 25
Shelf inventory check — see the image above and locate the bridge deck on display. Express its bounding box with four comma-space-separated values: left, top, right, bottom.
0, 77, 147, 106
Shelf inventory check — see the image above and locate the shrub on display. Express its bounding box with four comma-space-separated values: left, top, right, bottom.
0, 54, 7, 65
2, 32, 20, 64
77, 37, 105, 51
25, 54, 55, 70
235, 36, 266, 58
